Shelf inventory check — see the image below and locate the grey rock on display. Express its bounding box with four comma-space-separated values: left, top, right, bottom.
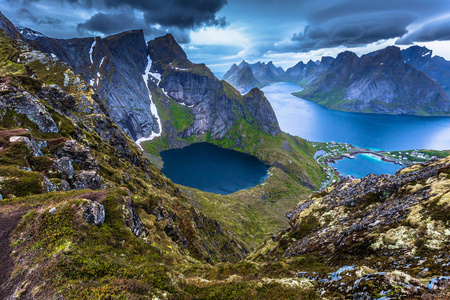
36, 140, 48, 149
52, 157, 74, 180
0, 91, 59, 133
427, 276, 450, 291
54, 140, 97, 170
243, 88, 280, 135
123, 192, 144, 237
42, 175, 56, 192
301, 46, 450, 115
72, 170, 102, 190
9, 135, 43, 156
83, 200, 105, 225
49, 207, 56, 213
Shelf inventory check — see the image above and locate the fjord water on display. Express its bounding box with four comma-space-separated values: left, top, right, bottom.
160, 143, 269, 195
329, 154, 403, 178
262, 82, 450, 151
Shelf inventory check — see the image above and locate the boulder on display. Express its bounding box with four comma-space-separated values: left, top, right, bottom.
82, 200, 105, 225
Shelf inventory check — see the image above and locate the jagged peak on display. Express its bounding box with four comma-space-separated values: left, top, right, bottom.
148, 33, 187, 71
238, 60, 249, 68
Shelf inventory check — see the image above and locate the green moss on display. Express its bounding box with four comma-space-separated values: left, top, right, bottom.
0, 166, 43, 197
0, 34, 26, 76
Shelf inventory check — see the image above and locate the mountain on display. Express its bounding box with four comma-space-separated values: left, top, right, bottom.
27, 30, 158, 141
402, 45, 450, 94
224, 65, 260, 94
296, 46, 450, 115
149, 34, 280, 139
223, 60, 285, 93
285, 56, 334, 86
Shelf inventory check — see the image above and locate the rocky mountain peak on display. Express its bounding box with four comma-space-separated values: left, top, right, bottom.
372, 46, 403, 67
238, 60, 249, 68
320, 56, 334, 66
148, 33, 187, 72
402, 45, 433, 61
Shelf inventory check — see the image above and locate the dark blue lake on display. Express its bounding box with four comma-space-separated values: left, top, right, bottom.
262, 82, 450, 151
160, 143, 269, 194
329, 154, 403, 178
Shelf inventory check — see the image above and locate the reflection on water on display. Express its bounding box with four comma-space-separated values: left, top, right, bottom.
262, 82, 450, 151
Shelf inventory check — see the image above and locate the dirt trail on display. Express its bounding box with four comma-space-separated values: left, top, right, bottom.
0, 209, 26, 298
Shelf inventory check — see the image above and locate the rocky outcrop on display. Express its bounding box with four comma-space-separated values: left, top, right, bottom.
299, 46, 450, 115
82, 199, 106, 225
0, 91, 59, 133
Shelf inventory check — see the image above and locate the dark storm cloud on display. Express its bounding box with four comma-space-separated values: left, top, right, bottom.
396, 17, 450, 45
290, 12, 414, 51
77, 11, 191, 43
286, 0, 450, 51
77, 12, 145, 35
18, 8, 62, 26
22, 0, 228, 29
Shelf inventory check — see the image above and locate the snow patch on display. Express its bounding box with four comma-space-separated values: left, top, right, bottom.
422, 50, 431, 57
161, 87, 172, 99
169, 62, 189, 71
136, 56, 162, 150
150, 72, 161, 82
89, 40, 96, 64
99, 56, 106, 67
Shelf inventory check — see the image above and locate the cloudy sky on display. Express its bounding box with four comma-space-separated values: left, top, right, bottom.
2, 0, 450, 73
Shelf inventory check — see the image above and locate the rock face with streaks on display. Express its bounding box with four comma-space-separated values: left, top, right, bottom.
28, 30, 158, 140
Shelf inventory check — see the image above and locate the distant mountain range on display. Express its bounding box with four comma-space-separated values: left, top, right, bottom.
223, 60, 286, 93
223, 46, 450, 115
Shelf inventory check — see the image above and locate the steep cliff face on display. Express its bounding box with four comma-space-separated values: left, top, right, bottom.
402, 45, 450, 94
298, 46, 450, 115
149, 34, 281, 139
243, 88, 280, 135
28, 30, 158, 140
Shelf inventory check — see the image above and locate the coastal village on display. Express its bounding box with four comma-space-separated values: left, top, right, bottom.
312, 141, 450, 189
